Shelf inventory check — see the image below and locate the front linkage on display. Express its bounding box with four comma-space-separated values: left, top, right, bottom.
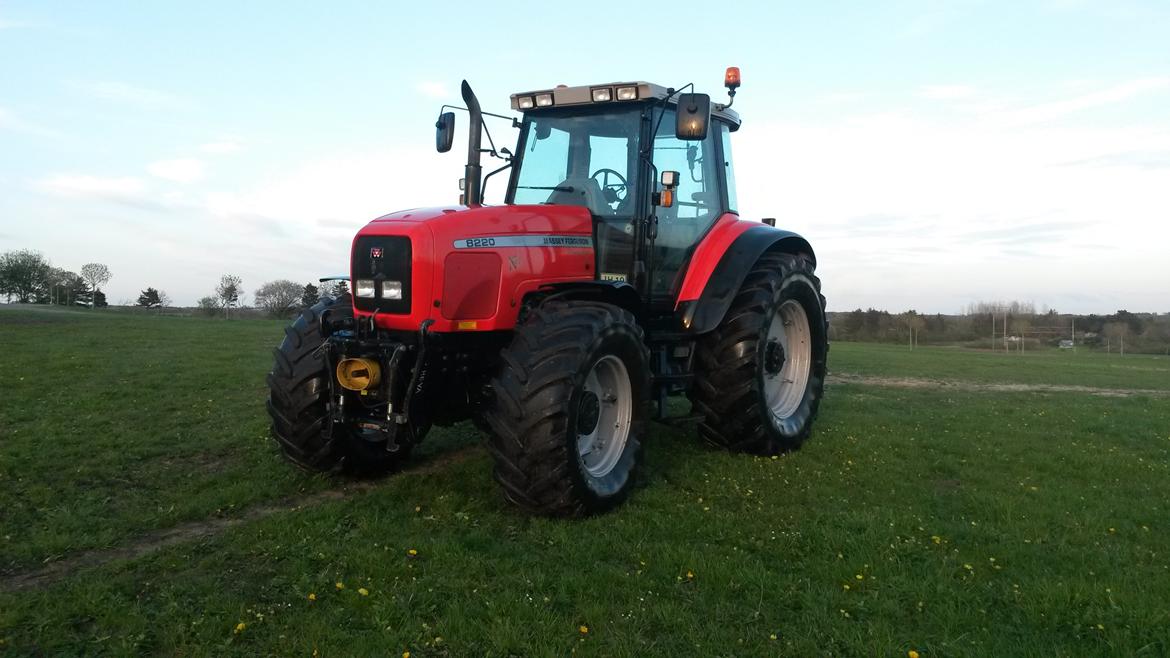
319, 310, 434, 457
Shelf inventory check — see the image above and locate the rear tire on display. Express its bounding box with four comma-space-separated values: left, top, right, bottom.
690, 252, 828, 454
266, 295, 409, 475
485, 302, 650, 516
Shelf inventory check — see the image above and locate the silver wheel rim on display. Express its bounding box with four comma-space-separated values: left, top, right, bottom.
576, 355, 633, 478
763, 299, 812, 421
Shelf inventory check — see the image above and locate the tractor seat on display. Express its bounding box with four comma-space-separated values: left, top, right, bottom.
544, 177, 610, 216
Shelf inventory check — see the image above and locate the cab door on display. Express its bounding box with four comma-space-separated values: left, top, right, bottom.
647, 110, 729, 308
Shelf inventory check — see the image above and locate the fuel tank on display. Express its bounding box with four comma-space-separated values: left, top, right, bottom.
350, 204, 596, 333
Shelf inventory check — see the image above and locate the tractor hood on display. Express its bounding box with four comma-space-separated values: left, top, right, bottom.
351, 204, 596, 333
366, 204, 592, 232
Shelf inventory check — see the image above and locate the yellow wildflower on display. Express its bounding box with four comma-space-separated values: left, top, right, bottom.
686, 570, 695, 580
234, 622, 247, 634
769, 633, 778, 640
307, 592, 317, 601
855, 574, 864, 580
579, 625, 589, 634
335, 581, 345, 590
843, 584, 850, 591
403, 652, 411, 658
358, 587, 370, 596
408, 548, 419, 556
909, 651, 920, 658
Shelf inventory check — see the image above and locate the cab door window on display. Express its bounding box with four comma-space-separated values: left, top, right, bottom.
650, 109, 724, 297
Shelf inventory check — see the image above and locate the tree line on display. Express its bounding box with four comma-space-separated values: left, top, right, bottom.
194, 276, 349, 319
1, 248, 349, 319
830, 302, 1170, 355
0, 249, 113, 308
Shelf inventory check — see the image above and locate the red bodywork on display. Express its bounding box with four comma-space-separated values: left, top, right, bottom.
352, 206, 766, 333
352, 205, 595, 333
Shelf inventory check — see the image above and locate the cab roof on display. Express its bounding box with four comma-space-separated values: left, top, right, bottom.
510, 81, 741, 130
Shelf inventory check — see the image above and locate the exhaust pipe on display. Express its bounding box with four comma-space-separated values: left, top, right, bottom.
461, 79, 483, 206
336, 357, 382, 391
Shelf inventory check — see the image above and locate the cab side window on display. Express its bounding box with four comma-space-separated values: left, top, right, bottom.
650, 110, 724, 296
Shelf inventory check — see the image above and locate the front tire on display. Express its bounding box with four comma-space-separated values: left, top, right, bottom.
266, 295, 408, 474
690, 252, 828, 454
485, 302, 650, 516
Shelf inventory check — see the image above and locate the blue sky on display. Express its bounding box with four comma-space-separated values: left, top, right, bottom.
2, 0, 1168, 312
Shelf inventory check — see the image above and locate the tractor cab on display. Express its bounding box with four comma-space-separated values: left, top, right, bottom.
503, 81, 741, 307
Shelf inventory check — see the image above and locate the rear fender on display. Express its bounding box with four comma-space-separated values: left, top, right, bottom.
677, 223, 815, 334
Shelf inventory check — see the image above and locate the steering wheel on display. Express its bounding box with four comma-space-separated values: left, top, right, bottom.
590, 168, 628, 205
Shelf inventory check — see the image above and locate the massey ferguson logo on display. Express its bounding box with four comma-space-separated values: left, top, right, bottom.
370, 247, 383, 258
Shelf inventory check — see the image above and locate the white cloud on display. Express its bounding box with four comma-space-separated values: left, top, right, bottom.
982, 77, 1170, 127
416, 81, 449, 99
199, 140, 243, 154
73, 81, 186, 110
918, 84, 977, 100
36, 174, 147, 200
734, 105, 1170, 312
0, 105, 62, 138
147, 158, 206, 183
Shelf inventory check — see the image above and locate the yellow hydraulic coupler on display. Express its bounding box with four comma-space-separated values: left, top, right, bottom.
335, 358, 381, 391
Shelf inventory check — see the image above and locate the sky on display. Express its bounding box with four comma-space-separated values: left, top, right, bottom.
1, 0, 1168, 313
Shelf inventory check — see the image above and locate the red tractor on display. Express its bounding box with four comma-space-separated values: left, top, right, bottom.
267, 68, 828, 516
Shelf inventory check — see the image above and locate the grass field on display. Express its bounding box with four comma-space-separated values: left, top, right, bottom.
2, 306, 1169, 656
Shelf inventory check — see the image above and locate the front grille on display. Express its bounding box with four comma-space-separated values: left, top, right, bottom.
351, 235, 412, 314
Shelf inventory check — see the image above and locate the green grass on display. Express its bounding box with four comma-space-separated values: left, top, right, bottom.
2, 306, 1169, 656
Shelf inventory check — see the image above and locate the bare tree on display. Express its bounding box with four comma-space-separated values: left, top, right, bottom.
80, 263, 112, 309
215, 274, 243, 319
157, 290, 172, 315
1014, 316, 1032, 353
1104, 322, 1129, 356
902, 311, 926, 350
254, 279, 303, 318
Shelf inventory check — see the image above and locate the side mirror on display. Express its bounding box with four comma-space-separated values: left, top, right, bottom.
435, 112, 455, 153
675, 93, 710, 141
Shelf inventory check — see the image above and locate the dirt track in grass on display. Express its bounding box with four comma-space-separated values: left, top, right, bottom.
0, 445, 484, 592
828, 372, 1170, 397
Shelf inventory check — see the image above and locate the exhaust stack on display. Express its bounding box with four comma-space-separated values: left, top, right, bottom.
461, 80, 483, 206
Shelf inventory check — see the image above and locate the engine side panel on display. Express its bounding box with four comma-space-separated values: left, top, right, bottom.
352, 205, 596, 333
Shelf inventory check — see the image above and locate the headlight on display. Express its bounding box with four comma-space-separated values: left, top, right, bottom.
381, 280, 403, 300
355, 279, 375, 298
616, 86, 638, 101
535, 93, 553, 107
517, 95, 535, 109
591, 87, 612, 102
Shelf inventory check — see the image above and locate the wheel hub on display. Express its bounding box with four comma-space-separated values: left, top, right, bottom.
763, 339, 786, 375
576, 391, 601, 436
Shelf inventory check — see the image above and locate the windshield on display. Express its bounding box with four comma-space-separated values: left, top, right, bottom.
510, 109, 641, 218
